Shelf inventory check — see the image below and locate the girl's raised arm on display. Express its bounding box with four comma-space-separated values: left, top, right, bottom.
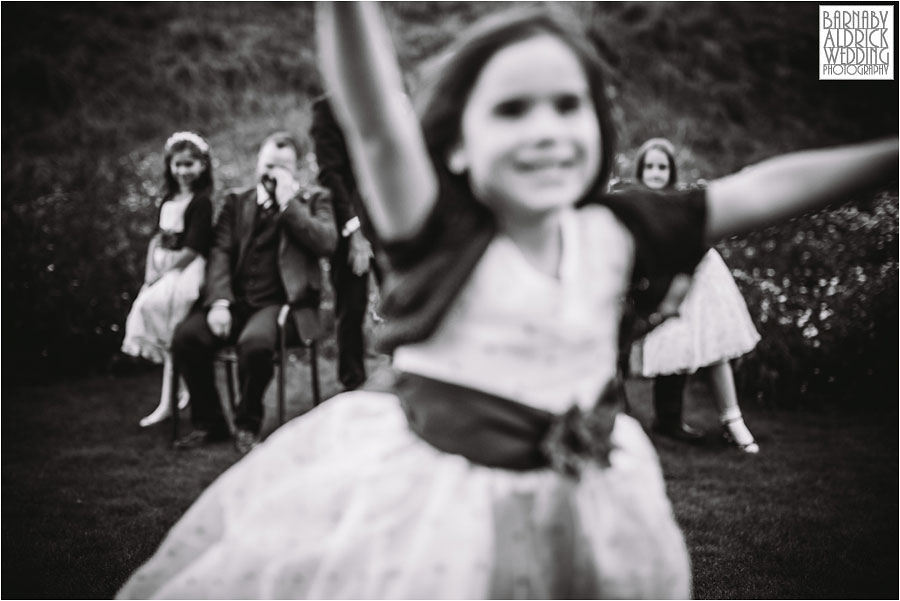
705, 138, 897, 242
316, 2, 437, 242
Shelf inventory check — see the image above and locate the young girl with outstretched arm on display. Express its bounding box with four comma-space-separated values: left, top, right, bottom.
121, 132, 214, 427
117, 4, 896, 598
628, 137, 762, 452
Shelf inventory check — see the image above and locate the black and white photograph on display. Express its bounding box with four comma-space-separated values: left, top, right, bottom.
2, 1, 898, 598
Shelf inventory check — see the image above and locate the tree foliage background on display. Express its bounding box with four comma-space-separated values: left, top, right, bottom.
2, 2, 897, 407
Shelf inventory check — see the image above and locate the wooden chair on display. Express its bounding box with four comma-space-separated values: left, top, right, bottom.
170, 305, 321, 443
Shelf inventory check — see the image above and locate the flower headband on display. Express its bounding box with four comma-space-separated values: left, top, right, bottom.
636, 137, 676, 158
165, 131, 210, 154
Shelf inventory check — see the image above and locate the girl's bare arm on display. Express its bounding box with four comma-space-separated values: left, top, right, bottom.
144, 235, 161, 285
316, 2, 437, 242
705, 138, 897, 242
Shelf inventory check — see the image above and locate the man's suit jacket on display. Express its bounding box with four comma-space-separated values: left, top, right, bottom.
311, 96, 357, 236
310, 95, 379, 250
205, 186, 337, 341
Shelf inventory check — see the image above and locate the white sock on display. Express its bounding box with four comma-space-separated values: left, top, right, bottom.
177, 378, 190, 410
719, 407, 743, 423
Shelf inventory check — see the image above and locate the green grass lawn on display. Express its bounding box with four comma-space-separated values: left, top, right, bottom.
3, 357, 896, 599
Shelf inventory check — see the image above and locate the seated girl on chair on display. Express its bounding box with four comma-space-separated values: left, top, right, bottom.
121, 131, 214, 427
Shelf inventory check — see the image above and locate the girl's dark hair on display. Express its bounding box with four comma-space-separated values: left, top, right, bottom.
415, 7, 616, 205
634, 137, 678, 189
162, 138, 214, 201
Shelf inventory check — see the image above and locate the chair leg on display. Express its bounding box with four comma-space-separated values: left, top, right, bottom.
277, 332, 286, 427
310, 341, 321, 407
171, 364, 180, 444
224, 359, 237, 414
225, 359, 240, 436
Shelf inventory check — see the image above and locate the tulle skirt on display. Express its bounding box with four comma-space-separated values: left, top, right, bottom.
117, 390, 691, 599
633, 250, 760, 377
121, 254, 205, 364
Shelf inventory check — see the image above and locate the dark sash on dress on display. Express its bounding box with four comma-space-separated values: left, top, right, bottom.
363, 369, 622, 477
157, 229, 183, 250
366, 186, 707, 477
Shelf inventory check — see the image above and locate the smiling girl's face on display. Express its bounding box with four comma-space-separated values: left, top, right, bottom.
640, 147, 672, 190
169, 149, 207, 193
449, 34, 601, 221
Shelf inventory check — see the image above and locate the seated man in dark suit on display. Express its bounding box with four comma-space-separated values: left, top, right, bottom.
172, 132, 337, 454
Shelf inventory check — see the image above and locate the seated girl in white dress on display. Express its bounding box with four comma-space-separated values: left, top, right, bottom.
116, 4, 896, 599
627, 138, 762, 452
121, 131, 214, 428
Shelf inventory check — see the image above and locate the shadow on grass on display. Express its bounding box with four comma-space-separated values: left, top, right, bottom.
2, 366, 897, 598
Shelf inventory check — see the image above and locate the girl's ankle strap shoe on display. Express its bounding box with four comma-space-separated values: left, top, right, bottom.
721, 417, 760, 454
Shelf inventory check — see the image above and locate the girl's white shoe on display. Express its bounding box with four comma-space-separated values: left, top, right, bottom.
721, 416, 759, 454
140, 353, 187, 427
139, 382, 188, 427
139, 403, 172, 428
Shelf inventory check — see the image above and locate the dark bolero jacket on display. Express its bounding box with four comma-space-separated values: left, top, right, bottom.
155, 192, 214, 255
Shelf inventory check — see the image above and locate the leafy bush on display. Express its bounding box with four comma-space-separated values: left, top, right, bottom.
722, 192, 898, 409
4, 158, 150, 379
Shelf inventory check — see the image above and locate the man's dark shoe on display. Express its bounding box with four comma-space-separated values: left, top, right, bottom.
234, 428, 259, 455
174, 428, 230, 451
653, 421, 705, 443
